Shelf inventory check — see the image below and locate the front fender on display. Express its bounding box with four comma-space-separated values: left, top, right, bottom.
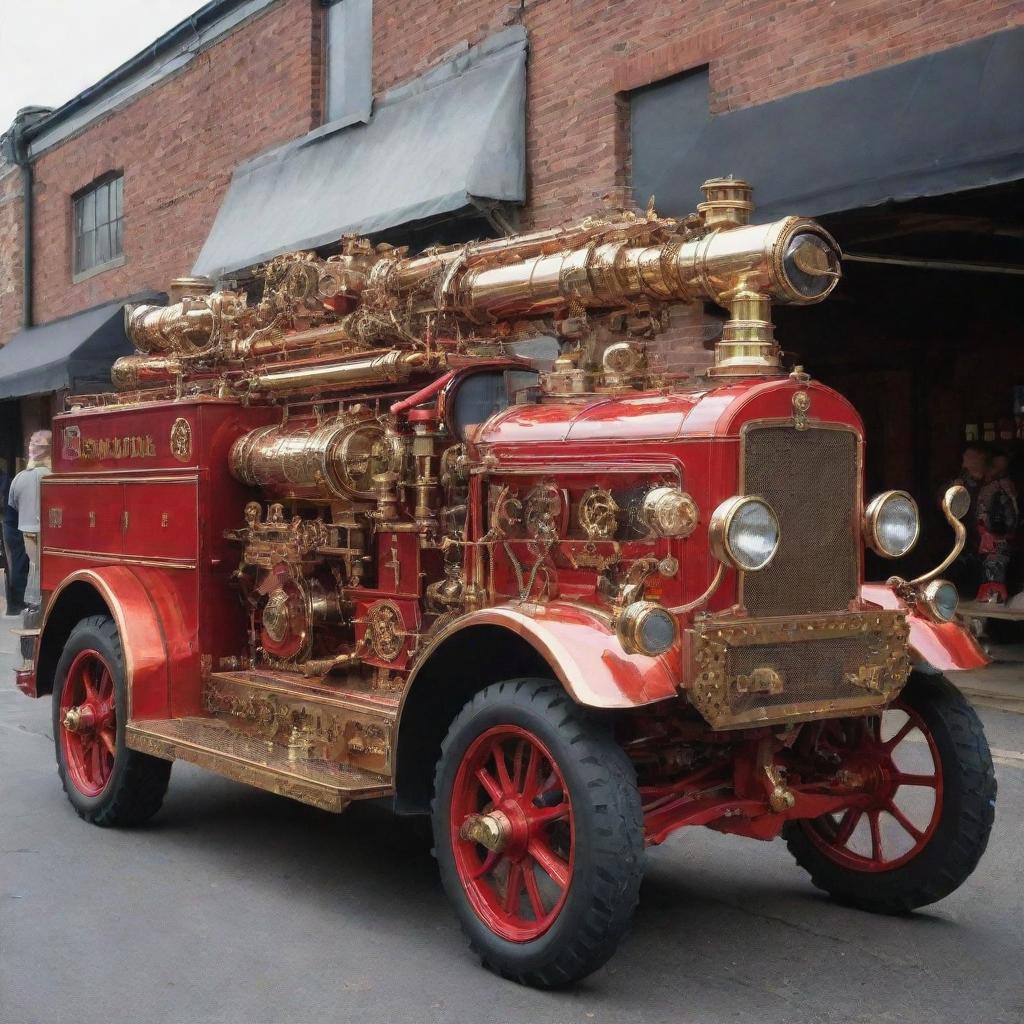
413, 601, 679, 709
861, 583, 988, 672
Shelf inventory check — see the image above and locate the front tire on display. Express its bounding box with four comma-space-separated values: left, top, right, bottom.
785, 672, 996, 913
53, 615, 171, 826
432, 678, 644, 988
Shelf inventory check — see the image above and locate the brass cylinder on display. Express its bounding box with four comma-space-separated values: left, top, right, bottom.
111, 354, 184, 390
230, 417, 394, 501
246, 350, 426, 393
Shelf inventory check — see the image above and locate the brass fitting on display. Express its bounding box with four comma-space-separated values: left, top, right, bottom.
459, 811, 511, 853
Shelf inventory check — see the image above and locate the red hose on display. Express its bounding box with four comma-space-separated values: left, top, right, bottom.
390, 371, 456, 417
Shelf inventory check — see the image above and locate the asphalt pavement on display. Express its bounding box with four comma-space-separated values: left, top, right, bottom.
1, 615, 1022, 1024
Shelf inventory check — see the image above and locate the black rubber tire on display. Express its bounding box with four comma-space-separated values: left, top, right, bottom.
432, 678, 644, 988
784, 671, 996, 913
52, 615, 172, 826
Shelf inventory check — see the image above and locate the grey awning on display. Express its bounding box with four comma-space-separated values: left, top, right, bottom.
632, 26, 1024, 221
193, 27, 527, 280
0, 299, 142, 399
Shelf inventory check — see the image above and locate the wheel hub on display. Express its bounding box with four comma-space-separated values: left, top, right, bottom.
63, 704, 96, 733
460, 810, 512, 853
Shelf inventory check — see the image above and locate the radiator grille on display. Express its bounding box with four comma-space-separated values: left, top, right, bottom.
742, 425, 859, 617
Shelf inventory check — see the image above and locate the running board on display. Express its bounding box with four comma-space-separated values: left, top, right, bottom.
126, 718, 393, 813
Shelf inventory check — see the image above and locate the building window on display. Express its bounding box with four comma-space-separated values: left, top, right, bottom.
74, 174, 123, 277
324, 0, 373, 127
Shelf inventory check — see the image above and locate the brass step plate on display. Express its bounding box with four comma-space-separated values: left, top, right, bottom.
126, 717, 392, 813
202, 670, 398, 776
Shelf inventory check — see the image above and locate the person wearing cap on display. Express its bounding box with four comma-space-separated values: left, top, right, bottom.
7, 431, 52, 610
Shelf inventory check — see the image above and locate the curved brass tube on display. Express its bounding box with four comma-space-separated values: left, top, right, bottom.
668, 562, 727, 615
888, 485, 969, 594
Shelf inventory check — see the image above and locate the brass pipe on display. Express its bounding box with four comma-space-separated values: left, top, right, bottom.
246, 351, 428, 392
241, 322, 355, 359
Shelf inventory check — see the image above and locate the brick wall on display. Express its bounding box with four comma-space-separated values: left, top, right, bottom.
4, 0, 1022, 365
26, 0, 318, 337
0, 160, 23, 345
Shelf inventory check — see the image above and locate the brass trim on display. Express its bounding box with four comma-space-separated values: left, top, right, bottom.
918, 579, 959, 623
44, 474, 199, 485
616, 601, 679, 656
906, 485, 969, 587
43, 548, 197, 570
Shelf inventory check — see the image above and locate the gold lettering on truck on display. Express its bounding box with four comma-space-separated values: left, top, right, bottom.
80, 435, 157, 460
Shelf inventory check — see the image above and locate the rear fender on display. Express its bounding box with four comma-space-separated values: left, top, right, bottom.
37, 567, 187, 718
861, 583, 988, 672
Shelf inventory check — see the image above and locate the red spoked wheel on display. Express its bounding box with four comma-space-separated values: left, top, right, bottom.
52, 615, 171, 826
433, 679, 644, 988
785, 671, 996, 913
802, 703, 943, 872
450, 725, 575, 942
59, 649, 117, 798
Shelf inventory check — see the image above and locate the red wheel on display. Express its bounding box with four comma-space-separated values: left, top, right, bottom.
59, 649, 117, 798
53, 615, 171, 826
450, 725, 574, 942
432, 679, 643, 987
802, 703, 943, 872
785, 672, 995, 913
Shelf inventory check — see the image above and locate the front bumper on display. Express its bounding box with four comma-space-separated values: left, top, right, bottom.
688, 609, 911, 729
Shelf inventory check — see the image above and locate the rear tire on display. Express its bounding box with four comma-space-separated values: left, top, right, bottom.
53, 615, 171, 826
784, 672, 995, 913
432, 678, 644, 988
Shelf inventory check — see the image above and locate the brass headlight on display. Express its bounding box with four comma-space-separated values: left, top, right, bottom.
920, 579, 959, 623
642, 486, 699, 538
709, 496, 780, 571
864, 490, 920, 558
617, 601, 678, 656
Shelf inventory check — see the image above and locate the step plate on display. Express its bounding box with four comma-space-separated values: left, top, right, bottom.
127, 718, 392, 814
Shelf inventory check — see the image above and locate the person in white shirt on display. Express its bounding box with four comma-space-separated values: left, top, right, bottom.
7, 430, 52, 609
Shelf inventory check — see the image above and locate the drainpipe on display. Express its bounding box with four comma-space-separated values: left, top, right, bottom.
2, 107, 52, 329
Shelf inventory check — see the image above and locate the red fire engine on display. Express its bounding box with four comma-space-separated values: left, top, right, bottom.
16, 180, 995, 987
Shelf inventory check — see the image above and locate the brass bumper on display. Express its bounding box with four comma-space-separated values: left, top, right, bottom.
688, 609, 911, 730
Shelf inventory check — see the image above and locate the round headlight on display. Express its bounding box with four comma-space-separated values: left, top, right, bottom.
709, 496, 780, 572
921, 579, 959, 623
642, 486, 699, 538
617, 601, 678, 657
864, 490, 920, 558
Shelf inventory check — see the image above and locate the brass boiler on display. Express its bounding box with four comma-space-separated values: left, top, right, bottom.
230, 414, 397, 502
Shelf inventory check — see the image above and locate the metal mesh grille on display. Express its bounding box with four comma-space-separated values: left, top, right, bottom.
726, 637, 870, 718
742, 426, 859, 617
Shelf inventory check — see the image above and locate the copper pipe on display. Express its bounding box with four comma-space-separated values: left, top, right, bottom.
246, 350, 428, 393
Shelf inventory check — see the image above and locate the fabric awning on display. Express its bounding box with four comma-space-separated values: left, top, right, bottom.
631, 26, 1024, 221
193, 27, 527, 280
0, 298, 150, 399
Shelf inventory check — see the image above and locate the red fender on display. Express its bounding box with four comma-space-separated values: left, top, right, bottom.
412, 601, 679, 709
861, 583, 989, 672
38, 566, 197, 719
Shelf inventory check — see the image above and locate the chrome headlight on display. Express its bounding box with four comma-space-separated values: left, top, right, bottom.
709, 496, 780, 572
920, 579, 959, 623
617, 601, 678, 656
864, 490, 920, 558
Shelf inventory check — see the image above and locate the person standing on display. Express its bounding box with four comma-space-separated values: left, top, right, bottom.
1, 457, 28, 616
948, 444, 989, 598
7, 431, 52, 610
976, 449, 1019, 602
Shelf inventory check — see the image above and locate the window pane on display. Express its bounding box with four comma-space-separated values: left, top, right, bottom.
80, 190, 96, 232
95, 183, 109, 227
112, 176, 123, 219
79, 229, 96, 273
96, 223, 111, 265
113, 217, 123, 259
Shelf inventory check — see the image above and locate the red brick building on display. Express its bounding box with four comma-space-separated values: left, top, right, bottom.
1, 0, 1023, 568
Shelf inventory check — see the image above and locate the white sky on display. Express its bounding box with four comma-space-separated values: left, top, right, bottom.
0, 0, 204, 132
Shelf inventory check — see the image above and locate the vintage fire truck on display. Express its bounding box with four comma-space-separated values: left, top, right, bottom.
16, 179, 995, 987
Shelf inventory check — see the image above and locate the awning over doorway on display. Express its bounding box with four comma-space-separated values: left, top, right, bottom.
631, 26, 1024, 221
0, 298, 146, 399
193, 26, 527, 280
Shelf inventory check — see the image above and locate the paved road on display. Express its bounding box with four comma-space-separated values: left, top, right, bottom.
1, 625, 1022, 1024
